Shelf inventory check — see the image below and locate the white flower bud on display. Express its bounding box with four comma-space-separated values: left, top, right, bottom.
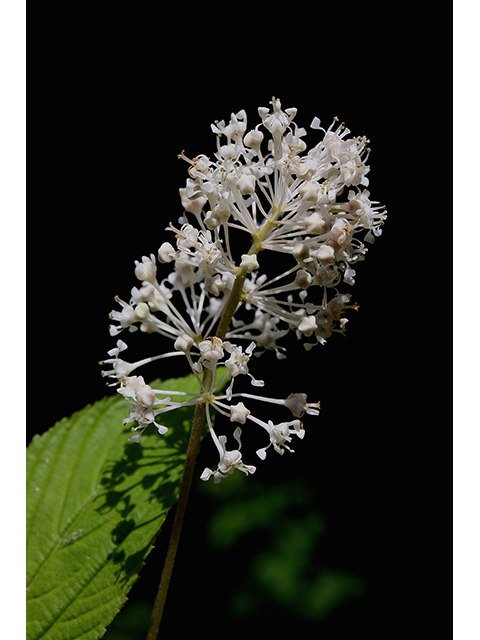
213, 201, 231, 224
240, 254, 259, 272
298, 182, 319, 202
158, 242, 175, 263
304, 212, 326, 234
134, 302, 150, 321
236, 174, 256, 195
204, 211, 220, 230
179, 187, 207, 215
292, 242, 311, 263
244, 129, 264, 149
295, 269, 313, 289
230, 402, 250, 424
315, 245, 335, 265
174, 334, 194, 353
298, 315, 317, 337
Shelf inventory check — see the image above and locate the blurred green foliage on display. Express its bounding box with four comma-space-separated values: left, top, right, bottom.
107, 467, 365, 638
201, 472, 365, 621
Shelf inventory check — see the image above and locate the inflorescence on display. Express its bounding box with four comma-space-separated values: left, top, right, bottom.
100, 98, 386, 482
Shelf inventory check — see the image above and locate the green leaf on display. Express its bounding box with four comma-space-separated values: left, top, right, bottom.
26, 371, 219, 640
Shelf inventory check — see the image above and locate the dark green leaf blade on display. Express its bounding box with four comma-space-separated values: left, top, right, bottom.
26, 372, 209, 640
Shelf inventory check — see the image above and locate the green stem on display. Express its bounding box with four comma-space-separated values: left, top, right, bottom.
146, 370, 212, 640
215, 208, 282, 340
146, 207, 284, 638
215, 269, 247, 340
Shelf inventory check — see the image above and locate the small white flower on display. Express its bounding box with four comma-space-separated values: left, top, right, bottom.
222, 341, 264, 399
224, 341, 255, 378
284, 393, 320, 417
211, 109, 247, 140
119, 375, 169, 438
100, 340, 134, 381
176, 224, 199, 250
199, 336, 225, 363
134, 254, 157, 283
109, 297, 138, 335
330, 219, 349, 245
258, 98, 297, 136
255, 419, 304, 459
201, 427, 256, 483
100, 339, 183, 386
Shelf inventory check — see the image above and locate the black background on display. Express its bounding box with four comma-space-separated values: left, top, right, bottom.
30, 6, 450, 639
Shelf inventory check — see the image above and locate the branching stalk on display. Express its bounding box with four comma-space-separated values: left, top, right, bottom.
145, 255, 252, 638
146, 204, 288, 638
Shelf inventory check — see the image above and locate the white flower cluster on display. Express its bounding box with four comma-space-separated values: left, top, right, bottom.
101, 98, 386, 482
178, 99, 385, 352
